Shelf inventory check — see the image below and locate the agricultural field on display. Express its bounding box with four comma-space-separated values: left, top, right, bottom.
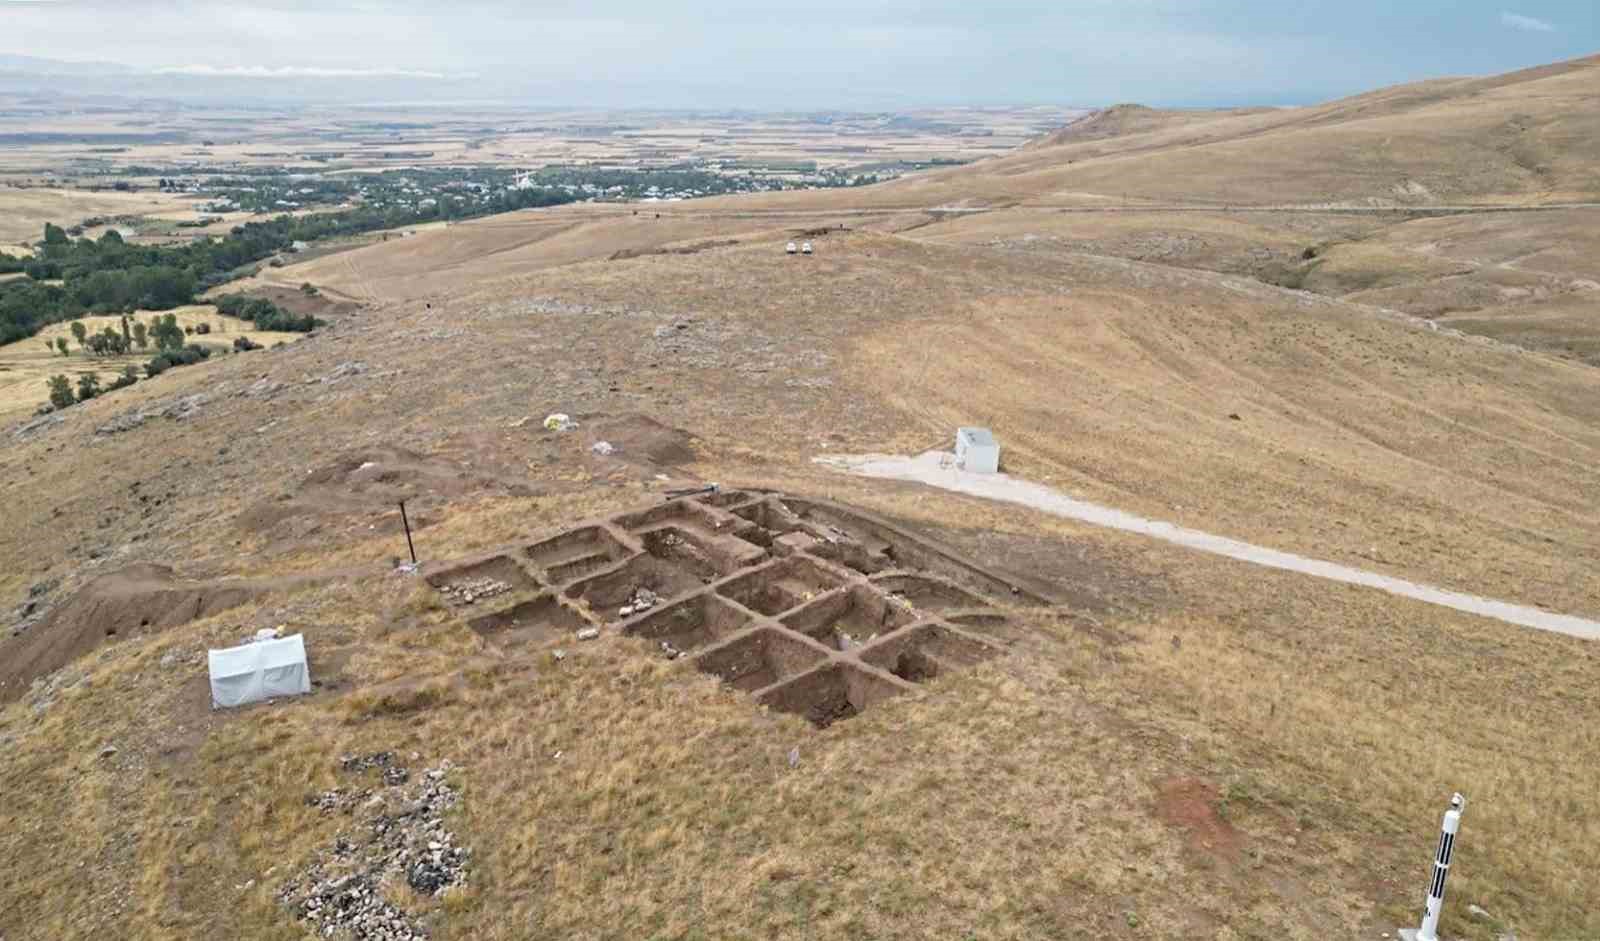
0, 305, 303, 422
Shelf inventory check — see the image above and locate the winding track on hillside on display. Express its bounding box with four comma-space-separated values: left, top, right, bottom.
524, 201, 1600, 222
822, 452, 1600, 641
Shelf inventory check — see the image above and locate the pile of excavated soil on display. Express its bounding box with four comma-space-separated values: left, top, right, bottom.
0, 563, 268, 703
588, 413, 697, 466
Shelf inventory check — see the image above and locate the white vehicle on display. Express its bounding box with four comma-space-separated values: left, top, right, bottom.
801, 241, 813, 255
786, 241, 798, 254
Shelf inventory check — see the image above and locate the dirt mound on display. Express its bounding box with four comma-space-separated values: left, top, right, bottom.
589, 414, 697, 466
608, 239, 738, 261
0, 563, 269, 704
238, 446, 493, 539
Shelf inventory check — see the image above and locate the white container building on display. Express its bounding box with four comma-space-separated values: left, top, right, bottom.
955, 427, 999, 473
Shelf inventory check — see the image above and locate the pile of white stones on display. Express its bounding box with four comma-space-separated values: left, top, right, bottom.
438, 577, 512, 607
279, 754, 469, 940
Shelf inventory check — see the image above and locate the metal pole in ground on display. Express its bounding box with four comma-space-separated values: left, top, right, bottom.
1400, 793, 1466, 941
399, 500, 418, 565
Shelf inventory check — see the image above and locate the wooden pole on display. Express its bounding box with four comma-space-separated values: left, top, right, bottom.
399, 500, 417, 565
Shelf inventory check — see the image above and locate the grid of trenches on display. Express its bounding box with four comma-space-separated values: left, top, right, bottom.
424, 489, 1048, 728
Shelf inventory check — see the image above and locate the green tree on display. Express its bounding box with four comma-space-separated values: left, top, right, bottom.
76, 373, 101, 401
109, 364, 139, 390
98, 325, 127, 355
300, 282, 318, 296
47, 374, 75, 409
54, 337, 69, 357
131, 320, 148, 350
151, 313, 185, 351
42, 223, 68, 246
69, 320, 87, 350
120, 315, 132, 348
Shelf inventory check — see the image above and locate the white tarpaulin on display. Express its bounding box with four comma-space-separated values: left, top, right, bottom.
208, 633, 311, 708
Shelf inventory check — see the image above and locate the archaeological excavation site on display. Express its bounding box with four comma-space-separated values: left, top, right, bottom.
425, 490, 1049, 728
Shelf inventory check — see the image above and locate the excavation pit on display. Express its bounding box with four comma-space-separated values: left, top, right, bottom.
623, 593, 754, 656
565, 554, 711, 617
613, 498, 728, 536
640, 527, 727, 581
758, 663, 907, 729
696, 489, 762, 508
781, 585, 914, 650
694, 627, 828, 693
858, 624, 1003, 684
870, 574, 992, 615
716, 556, 845, 617
426, 555, 541, 603
468, 595, 591, 648
942, 611, 1021, 642
525, 526, 632, 585
430, 491, 1037, 728
729, 498, 806, 541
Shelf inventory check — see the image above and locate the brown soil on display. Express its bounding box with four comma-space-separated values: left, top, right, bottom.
236, 446, 532, 549
1154, 777, 1244, 862
230, 284, 364, 322
586, 413, 698, 466
0, 563, 276, 704
415, 490, 1031, 728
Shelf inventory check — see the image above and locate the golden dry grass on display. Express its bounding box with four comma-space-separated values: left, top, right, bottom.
0, 187, 194, 244
3, 55, 1600, 941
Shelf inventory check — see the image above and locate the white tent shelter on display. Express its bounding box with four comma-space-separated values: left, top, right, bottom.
955, 427, 1000, 474
208, 633, 311, 708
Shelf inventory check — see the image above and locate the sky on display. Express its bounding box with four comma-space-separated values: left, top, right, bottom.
0, 0, 1595, 108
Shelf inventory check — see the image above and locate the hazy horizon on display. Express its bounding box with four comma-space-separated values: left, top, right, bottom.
1, 1, 1595, 109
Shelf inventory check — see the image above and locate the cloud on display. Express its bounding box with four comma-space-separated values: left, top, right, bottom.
151, 64, 450, 79
1500, 11, 1557, 32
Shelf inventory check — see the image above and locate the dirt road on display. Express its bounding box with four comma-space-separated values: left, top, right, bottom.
820, 452, 1600, 641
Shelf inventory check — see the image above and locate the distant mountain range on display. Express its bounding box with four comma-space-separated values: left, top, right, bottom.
0, 53, 479, 106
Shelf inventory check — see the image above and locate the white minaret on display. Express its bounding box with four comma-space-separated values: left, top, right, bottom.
1400, 793, 1466, 941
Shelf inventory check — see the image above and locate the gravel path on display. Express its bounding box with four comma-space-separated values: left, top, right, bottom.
818, 451, 1600, 641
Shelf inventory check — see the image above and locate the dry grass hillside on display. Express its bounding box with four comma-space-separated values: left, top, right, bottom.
2, 56, 1598, 941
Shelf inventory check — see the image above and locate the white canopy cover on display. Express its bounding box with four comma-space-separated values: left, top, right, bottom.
208, 633, 311, 708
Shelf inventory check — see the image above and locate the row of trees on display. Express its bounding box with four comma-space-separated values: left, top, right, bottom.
47, 366, 139, 409
4, 176, 583, 345
44, 331, 222, 411
212, 294, 315, 332
46, 313, 195, 358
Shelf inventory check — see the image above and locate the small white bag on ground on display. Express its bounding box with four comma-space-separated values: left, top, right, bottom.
208, 633, 311, 708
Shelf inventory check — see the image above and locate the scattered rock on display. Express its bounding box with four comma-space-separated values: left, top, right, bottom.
1469, 904, 1494, 921
787, 747, 800, 768
11, 412, 64, 441
590, 440, 617, 456
238, 376, 288, 399
576, 627, 600, 642
618, 586, 660, 618
659, 640, 681, 660
318, 361, 368, 384
98, 745, 117, 759
95, 393, 209, 436
280, 757, 467, 940
437, 577, 511, 607
543, 412, 577, 432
